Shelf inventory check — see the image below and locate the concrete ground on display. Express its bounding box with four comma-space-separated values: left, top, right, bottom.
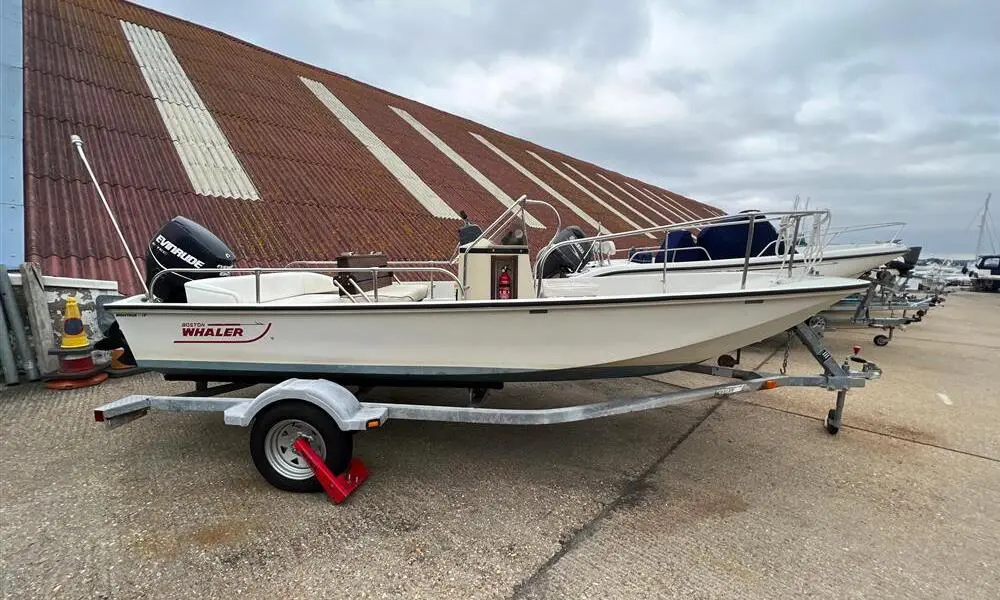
1, 291, 998, 599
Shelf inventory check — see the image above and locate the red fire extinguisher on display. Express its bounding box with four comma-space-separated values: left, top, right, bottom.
497, 267, 512, 300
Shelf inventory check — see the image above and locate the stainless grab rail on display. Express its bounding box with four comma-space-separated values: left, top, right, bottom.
624, 245, 713, 262
822, 221, 906, 236
821, 222, 906, 248
146, 266, 467, 304
286, 259, 459, 300
286, 260, 457, 267
451, 195, 561, 260
454, 196, 562, 290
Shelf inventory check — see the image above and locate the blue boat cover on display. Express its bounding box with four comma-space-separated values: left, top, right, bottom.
695, 212, 784, 260
628, 212, 791, 264
628, 230, 701, 263
664, 230, 701, 262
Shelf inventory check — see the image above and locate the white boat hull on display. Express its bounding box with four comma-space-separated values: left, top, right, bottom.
108, 274, 868, 384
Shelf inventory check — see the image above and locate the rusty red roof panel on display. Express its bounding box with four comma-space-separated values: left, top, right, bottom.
22, 0, 724, 295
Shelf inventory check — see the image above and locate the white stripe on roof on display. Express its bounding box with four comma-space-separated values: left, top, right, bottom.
528, 152, 654, 238
560, 162, 673, 226
642, 187, 702, 220
596, 173, 686, 222
623, 180, 694, 222
120, 20, 260, 200
390, 106, 544, 228
470, 133, 602, 231
300, 76, 460, 219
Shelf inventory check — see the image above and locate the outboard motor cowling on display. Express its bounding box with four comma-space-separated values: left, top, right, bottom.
146, 216, 236, 302
540, 226, 594, 278
456, 210, 484, 246
886, 245, 921, 276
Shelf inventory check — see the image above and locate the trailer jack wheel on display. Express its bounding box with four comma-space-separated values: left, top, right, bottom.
873, 334, 890, 347
250, 400, 353, 493
824, 409, 840, 435
717, 354, 738, 368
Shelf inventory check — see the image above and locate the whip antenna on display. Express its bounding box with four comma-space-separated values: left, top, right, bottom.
70, 134, 149, 295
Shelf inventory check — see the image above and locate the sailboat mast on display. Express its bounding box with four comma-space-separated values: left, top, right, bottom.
975, 193, 992, 257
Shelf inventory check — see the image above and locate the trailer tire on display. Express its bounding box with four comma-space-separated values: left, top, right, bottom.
250, 400, 353, 493
824, 409, 840, 435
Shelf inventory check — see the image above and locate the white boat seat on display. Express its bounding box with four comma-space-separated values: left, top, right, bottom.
373, 282, 430, 302
263, 293, 346, 305
336, 282, 431, 303
539, 279, 600, 297
197, 280, 434, 305
184, 272, 337, 304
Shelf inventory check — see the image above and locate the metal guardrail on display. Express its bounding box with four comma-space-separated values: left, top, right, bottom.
314, 196, 570, 292
815, 221, 906, 252
601, 219, 904, 267
146, 266, 466, 304
145, 199, 903, 305
452, 196, 565, 290
624, 245, 713, 263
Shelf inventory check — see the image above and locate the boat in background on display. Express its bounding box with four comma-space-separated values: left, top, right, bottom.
552, 211, 909, 281
966, 255, 1000, 292
964, 193, 999, 292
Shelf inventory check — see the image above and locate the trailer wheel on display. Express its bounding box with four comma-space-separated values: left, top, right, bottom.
717, 354, 738, 368
824, 409, 840, 435
873, 334, 890, 347
250, 400, 353, 493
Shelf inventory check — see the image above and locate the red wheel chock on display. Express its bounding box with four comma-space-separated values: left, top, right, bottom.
292, 437, 369, 504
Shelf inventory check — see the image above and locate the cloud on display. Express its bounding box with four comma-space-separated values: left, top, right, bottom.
135, 0, 1000, 254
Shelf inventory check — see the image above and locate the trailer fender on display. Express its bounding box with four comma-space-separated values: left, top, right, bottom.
223, 378, 388, 431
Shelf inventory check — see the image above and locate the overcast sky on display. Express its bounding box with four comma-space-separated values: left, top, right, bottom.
136, 0, 999, 256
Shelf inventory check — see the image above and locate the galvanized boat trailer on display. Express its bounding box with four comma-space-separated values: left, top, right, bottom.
93, 323, 882, 503
811, 272, 940, 346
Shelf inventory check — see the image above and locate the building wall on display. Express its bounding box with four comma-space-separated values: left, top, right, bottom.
1, 0, 23, 268
7, 272, 119, 375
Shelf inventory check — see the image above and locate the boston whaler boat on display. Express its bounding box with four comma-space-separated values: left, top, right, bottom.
72, 134, 883, 497
102, 197, 872, 387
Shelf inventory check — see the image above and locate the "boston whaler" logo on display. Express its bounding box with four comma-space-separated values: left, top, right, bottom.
174, 321, 272, 344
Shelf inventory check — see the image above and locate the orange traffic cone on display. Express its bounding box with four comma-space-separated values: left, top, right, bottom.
43, 296, 108, 390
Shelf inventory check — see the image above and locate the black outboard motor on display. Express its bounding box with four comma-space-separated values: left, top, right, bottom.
886, 245, 921, 276
540, 226, 594, 278
146, 216, 237, 302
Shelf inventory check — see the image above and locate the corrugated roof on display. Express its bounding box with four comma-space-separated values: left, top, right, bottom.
21, 0, 726, 295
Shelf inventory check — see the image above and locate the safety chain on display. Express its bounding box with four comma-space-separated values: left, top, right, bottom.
780, 330, 794, 375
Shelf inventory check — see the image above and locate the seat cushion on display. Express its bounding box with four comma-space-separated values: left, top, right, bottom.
372, 282, 430, 302
184, 272, 337, 304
